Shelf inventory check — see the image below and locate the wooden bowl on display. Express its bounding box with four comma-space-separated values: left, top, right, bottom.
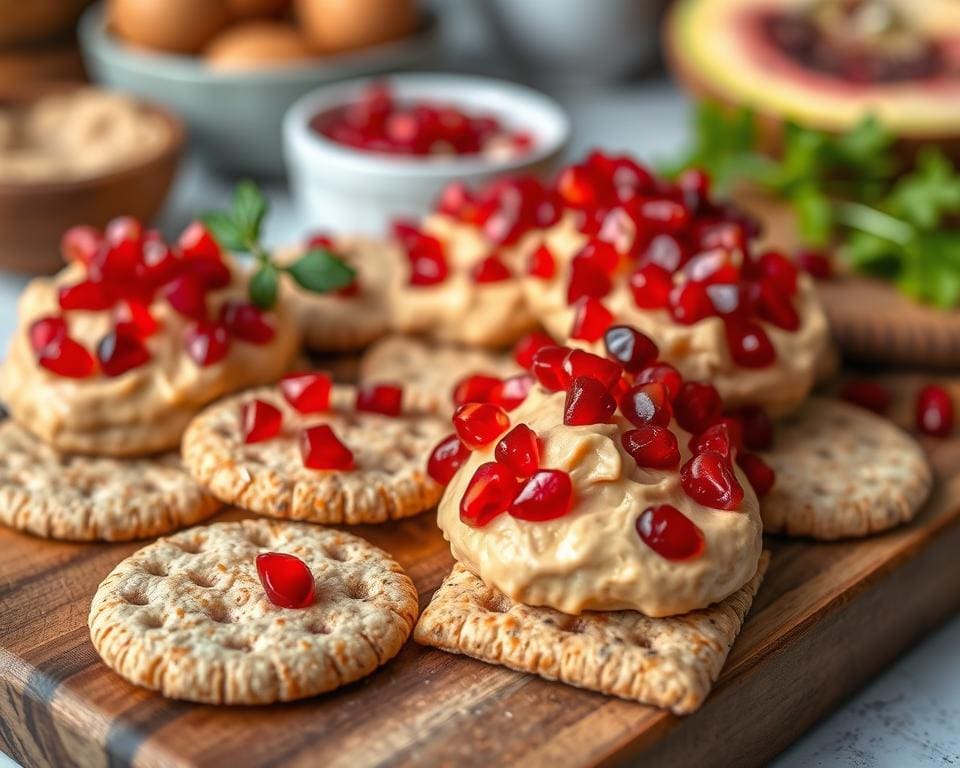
0, 0, 93, 47
0, 83, 184, 274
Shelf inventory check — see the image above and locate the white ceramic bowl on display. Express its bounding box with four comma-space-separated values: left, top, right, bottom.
283, 73, 570, 234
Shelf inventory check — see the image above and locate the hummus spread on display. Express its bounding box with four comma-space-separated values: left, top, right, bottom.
437, 386, 764, 617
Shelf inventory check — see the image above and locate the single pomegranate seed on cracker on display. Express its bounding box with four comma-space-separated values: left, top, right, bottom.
38, 336, 96, 378
356, 383, 403, 417
689, 420, 744, 457
281, 372, 332, 413
680, 451, 744, 510
565, 376, 617, 426
58, 280, 113, 311
737, 453, 775, 497
839, 379, 891, 415
757, 250, 798, 295
637, 505, 705, 561
575, 239, 619, 274
620, 382, 673, 427
509, 469, 573, 521
493, 373, 535, 411
733, 406, 774, 450
724, 318, 776, 368
670, 281, 713, 325
622, 425, 681, 470
453, 374, 502, 406
184, 322, 230, 367
795, 248, 833, 279
514, 331, 554, 369
562, 349, 622, 390
241, 399, 282, 444
567, 258, 613, 304
179, 224, 230, 288
629, 263, 674, 309
916, 385, 954, 437
495, 423, 541, 478
115, 300, 158, 339
404, 232, 448, 286
60, 225, 102, 266
29, 316, 67, 353
427, 434, 470, 484
454, 402, 510, 447
97, 329, 151, 377
570, 297, 613, 342
471, 255, 511, 284
603, 325, 658, 373
527, 244, 556, 279
556, 164, 605, 209
755, 281, 800, 331
220, 300, 275, 344
162, 275, 208, 320
636, 363, 683, 400
301, 424, 355, 470
460, 462, 518, 527
674, 382, 723, 434
531, 345, 571, 391
256, 552, 315, 609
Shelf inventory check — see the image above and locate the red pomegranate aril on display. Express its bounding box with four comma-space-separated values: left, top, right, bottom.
755, 281, 800, 331
437, 181, 474, 218
597, 207, 636, 254
38, 336, 96, 378
179, 221, 221, 261
427, 434, 470, 484
556, 163, 606, 209
684, 249, 739, 285
184, 321, 230, 367
603, 325, 659, 373
840, 379, 891, 415
60, 226, 102, 266
220, 300, 275, 345
695, 220, 748, 253
916, 385, 954, 437
460, 461, 518, 527
637, 505, 705, 561
509, 469, 573, 522
733, 406, 773, 450
680, 451, 744, 510
29, 316, 67, 353
300, 424, 355, 470
162, 275, 208, 320
495, 423, 541, 478
737, 453, 776, 497
567, 258, 612, 304
531, 345, 571, 391
105, 215, 142, 248
488, 375, 531, 413
139, 236, 181, 288
562, 349, 622, 390
725, 318, 776, 368
97, 329, 151, 377
575, 239, 619, 274
280, 372, 332, 413
527, 244, 556, 279
471, 255, 511, 284
405, 232, 448, 286
629, 263, 673, 310
636, 363, 683, 400
706, 283, 745, 317
689, 422, 736, 457
356, 383, 403, 417
58, 279, 113, 311
256, 552, 315, 609
795, 248, 833, 279
642, 233, 688, 272
514, 331, 554, 369
453, 374, 502, 406
454, 402, 510, 448
758, 250, 798, 295
637, 198, 689, 232
564, 376, 617, 426
622, 426, 681, 470
674, 381, 723, 434
570, 297, 613, 342
620, 382, 673, 428
115, 300, 158, 339
241, 399, 283, 444
670, 281, 713, 325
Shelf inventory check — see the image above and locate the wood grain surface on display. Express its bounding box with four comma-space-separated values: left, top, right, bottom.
1, 376, 958, 768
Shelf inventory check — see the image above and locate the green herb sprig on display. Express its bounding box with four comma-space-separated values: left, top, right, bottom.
201, 181, 356, 309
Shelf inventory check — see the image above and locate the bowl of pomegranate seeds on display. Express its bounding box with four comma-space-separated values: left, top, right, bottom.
283, 74, 570, 233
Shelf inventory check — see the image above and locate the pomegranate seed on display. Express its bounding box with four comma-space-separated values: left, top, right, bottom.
404, 232, 448, 286
622, 425, 680, 469
300, 424, 355, 470
839, 379, 890, 415
674, 382, 723, 434
427, 434, 470, 484
724, 319, 776, 368
179, 221, 223, 260
220, 300, 275, 344
493, 373, 535, 411
454, 402, 510, 448
241, 399, 282, 444
495, 423, 541, 478
564, 376, 617, 426
356, 384, 403, 417
603, 325, 659, 373
436, 181, 474, 217
514, 332, 554, 369
795, 248, 833, 279
570, 297, 613, 342
138, 235, 181, 288
531, 345, 572, 391
629, 263, 673, 310
37, 336, 96, 378
184, 321, 230, 367
105, 216, 142, 247
527, 244, 556, 279
670, 281, 713, 325
755, 281, 800, 331
162, 275, 207, 320
695, 221, 747, 252
597, 207, 636, 253
60, 225, 102, 266
562, 349, 622, 389
509, 469, 573, 521
706, 284, 746, 317
636, 505, 705, 561
567, 258, 612, 304
471, 255, 511, 284
280, 372, 331, 413
256, 552, 315, 609
733, 406, 773, 450
680, 451, 744, 510
636, 198, 689, 232
29, 316, 67, 353
453, 374, 502, 406
556, 164, 606, 209
916, 385, 954, 437
678, 168, 711, 199
684, 249, 739, 285
737, 453, 775, 497
575, 239, 619, 274
97, 329, 151, 377
95, 218, 142, 283
620, 382, 673, 427
115, 300, 158, 339
460, 462, 518, 527
758, 250, 798, 295
636, 363, 683, 399
58, 279, 113, 311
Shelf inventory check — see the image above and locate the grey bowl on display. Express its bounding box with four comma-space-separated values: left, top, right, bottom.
78, 2, 438, 177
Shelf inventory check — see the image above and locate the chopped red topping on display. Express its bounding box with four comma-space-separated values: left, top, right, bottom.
97, 329, 151, 377
620, 382, 673, 428
495, 423, 541, 478
916, 385, 954, 437
300, 424, 355, 470
452, 374, 502, 407
561, 349, 622, 390
460, 461, 518, 527
527, 244, 556, 279
37, 336, 96, 379
58, 279, 113, 312
531, 345, 571, 391
184, 321, 230, 367
737, 452, 776, 497
680, 451, 744, 510
454, 402, 510, 448
471, 255, 511, 284
636, 505, 705, 561
622, 425, 681, 470
220, 300, 276, 345
256, 552, 315, 609
492, 373, 535, 411
356, 383, 403, 417
839, 379, 891, 415
509, 469, 573, 521
569, 297, 613, 342
603, 325, 659, 373
427, 434, 470, 484
29, 316, 67, 353
513, 331, 554, 370
281, 372, 332, 413
241, 399, 283, 444
673, 382, 723, 434
564, 376, 617, 426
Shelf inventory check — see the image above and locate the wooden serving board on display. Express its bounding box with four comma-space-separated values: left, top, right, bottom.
2, 376, 960, 768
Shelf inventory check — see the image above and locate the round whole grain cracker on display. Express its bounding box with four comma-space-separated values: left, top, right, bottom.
182, 383, 448, 524
89, 519, 419, 704
760, 397, 933, 540
0, 420, 220, 541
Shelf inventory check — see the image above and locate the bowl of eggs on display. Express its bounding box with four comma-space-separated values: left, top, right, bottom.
78, 0, 438, 176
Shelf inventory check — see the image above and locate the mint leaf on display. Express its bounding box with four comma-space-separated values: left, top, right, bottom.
886, 149, 960, 230
232, 181, 268, 244
249, 264, 279, 309
201, 212, 247, 252
793, 185, 832, 247
285, 249, 356, 294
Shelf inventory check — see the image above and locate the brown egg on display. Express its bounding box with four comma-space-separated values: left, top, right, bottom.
205, 22, 314, 70
225, 0, 289, 20
110, 0, 230, 54
294, 0, 416, 53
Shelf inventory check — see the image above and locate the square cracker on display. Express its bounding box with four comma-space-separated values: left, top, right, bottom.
414, 553, 770, 714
